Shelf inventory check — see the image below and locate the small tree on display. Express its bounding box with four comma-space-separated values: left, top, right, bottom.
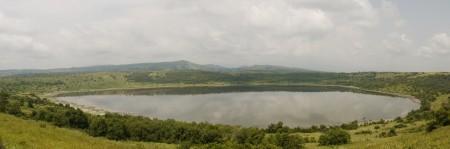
270, 133, 304, 149
235, 128, 265, 145
318, 129, 351, 146
0, 92, 9, 112
89, 117, 108, 136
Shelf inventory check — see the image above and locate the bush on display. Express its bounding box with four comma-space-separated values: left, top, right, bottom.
340, 121, 358, 130
318, 129, 351, 146
354, 130, 372, 135
270, 133, 304, 149
0, 92, 10, 112
5, 101, 23, 116
235, 128, 265, 145
426, 121, 438, 132
379, 128, 397, 138
266, 121, 289, 133
394, 123, 407, 128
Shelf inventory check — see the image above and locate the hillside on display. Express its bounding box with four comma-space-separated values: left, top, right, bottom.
0, 113, 176, 149
0, 60, 317, 76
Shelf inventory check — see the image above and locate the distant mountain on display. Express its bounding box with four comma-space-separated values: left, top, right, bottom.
236, 65, 316, 73
0, 60, 317, 76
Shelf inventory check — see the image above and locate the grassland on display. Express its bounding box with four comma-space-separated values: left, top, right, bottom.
0, 113, 176, 149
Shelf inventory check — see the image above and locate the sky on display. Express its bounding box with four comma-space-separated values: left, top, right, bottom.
0, 0, 449, 72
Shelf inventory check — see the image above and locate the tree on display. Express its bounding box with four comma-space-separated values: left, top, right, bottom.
318, 129, 351, 146
266, 121, 289, 133
340, 120, 358, 130
5, 101, 23, 116
235, 128, 265, 145
64, 109, 89, 129
105, 119, 129, 140
271, 133, 304, 149
89, 117, 108, 136
0, 92, 10, 112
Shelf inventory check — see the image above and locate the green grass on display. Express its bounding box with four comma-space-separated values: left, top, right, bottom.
0, 113, 176, 149
342, 126, 450, 149
431, 94, 450, 111
300, 121, 450, 149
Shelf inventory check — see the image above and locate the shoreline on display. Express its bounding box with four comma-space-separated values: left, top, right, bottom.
48, 83, 422, 128
47, 83, 422, 104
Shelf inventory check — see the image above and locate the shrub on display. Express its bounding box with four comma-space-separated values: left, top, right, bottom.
5, 101, 23, 116
235, 128, 265, 145
394, 123, 407, 128
426, 121, 438, 132
318, 129, 351, 146
354, 130, 372, 135
270, 133, 304, 149
379, 128, 397, 137
340, 121, 358, 130
266, 121, 289, 133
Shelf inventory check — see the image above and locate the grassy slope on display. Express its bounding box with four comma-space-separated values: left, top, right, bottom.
300, 121, 450, 149
0, 113, 176, 149
344, 126, 450, 149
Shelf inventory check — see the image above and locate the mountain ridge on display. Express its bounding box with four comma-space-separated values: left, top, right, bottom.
0, 60, 318, 76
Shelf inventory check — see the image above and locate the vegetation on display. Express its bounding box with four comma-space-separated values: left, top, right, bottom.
0, 113, 176, 149
0, 71, 449, 148
318, 129, 351, 145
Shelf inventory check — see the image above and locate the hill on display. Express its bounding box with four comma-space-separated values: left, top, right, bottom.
0, 60, 317, 76
0, 113, 176, 149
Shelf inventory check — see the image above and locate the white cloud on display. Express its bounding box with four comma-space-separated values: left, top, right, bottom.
418, 33, 450, 57
382, 33, 412, 55
0, 0, 448, 71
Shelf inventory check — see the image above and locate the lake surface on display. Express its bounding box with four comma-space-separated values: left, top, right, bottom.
57, 87, 420, 127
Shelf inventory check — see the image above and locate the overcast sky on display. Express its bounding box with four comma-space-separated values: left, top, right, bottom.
0, 0, 449, 72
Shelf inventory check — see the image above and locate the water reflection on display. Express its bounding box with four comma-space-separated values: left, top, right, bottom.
58, 91, 420, 127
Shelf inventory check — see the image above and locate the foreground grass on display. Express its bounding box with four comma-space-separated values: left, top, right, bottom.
301, 122, 450, 149
343, 126, 450, 149
0, 113, 176, 149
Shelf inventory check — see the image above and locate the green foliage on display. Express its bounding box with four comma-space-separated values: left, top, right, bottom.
394, 123, 407, 128
269, 133, 304, 149
31, 104, 89, 129
354, 130, 372, 135
0, 113, 177, 149
88, 117, 108, 136
234, 128, 265, 145
5, 100, 23, 116
426, 99, 450, 132
0, 92, 9, 112
318, 129, 351, 146
340, 120, 359, 130
379, 128, 397, 138
266, 121, 289, 133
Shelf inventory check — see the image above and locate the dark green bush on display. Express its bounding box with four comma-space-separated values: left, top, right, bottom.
318, 129, 351, 146
235, 128, 265, 145
270, 133, 304, 149
379, 128, 397, 137
394, 123, 407, 128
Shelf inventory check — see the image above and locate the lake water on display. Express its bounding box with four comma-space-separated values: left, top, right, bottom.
57, 87, 420, 127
